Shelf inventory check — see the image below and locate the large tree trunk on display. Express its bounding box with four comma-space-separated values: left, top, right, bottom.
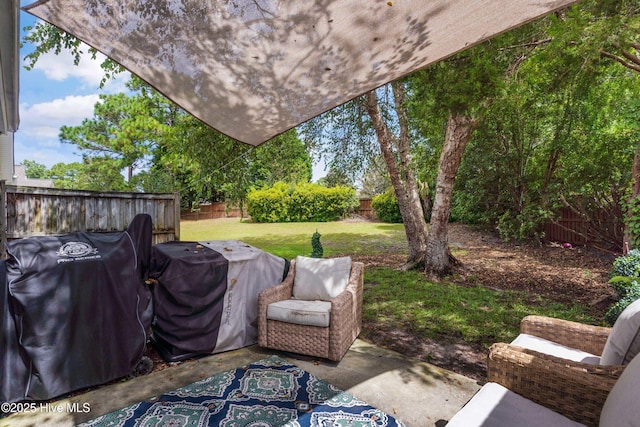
365, 85, 428, 270
423, 112, 478, 276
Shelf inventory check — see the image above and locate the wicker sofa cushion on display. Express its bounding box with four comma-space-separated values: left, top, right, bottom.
446, 382, 585, 427
266, 299, 332, 327
600, 351, 640, 426
292, 256, 352, 301
511, 333, 600, 364
600, 298, 640, 365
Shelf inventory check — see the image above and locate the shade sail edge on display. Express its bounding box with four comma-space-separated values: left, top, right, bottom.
24, 0, 580, 146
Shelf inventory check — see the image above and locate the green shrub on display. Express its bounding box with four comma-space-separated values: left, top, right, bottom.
626, 197, 640, 249
450, 192, 488, 224
246, 182, 291, 222
287, 183, 315, 222
246, 182, 358, 222
319, 185, 360, 221
612, 249, 640, 277
605, 277, 640, 325
372, 190, 402, 223
496, 207, 550, 242
605, 251, 640, 325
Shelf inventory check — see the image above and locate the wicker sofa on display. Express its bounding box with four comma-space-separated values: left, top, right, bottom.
258, 257, 364, 362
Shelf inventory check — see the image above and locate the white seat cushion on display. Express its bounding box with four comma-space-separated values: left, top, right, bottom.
292, 256, 352, 301
600, 298, 640, 365
447, 382, 586, 427
267, 299, 332, 327
511, 333, 601, 364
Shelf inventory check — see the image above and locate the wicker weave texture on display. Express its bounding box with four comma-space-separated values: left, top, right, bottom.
258, 267, 295, 348
520, 315, 611, 355
487, 343, 623, 427
266, 320, 330, 358
258, 260, 364, 362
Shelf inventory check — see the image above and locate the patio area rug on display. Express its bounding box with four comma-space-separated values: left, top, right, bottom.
77, 355, 408, 427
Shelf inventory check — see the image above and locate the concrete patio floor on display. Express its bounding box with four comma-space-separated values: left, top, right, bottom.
1, 339, 482, 427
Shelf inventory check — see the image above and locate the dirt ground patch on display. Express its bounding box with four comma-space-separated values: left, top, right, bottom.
356, 223, 617, 382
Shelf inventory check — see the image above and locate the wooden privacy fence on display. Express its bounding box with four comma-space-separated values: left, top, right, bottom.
542, 208, 590, 245
181, 199, 377, 221
542, 206, 623, 251
357, 198, 375, 220
1, 182, 180, 257
181, 201, 246, 221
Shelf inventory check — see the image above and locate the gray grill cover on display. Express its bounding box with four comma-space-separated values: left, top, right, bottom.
150, 240, 288, 362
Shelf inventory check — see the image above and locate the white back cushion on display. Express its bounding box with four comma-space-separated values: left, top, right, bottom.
601, 298, 640, 365
600, 351, 640, 426
511, 334, 600, 364
292, 256, 352, 301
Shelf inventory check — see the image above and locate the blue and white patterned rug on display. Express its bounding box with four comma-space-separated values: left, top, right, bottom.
78, 355, 408, 427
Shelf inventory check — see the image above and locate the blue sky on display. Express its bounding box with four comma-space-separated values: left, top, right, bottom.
16, 4, 327, 180
16, 3, 131, 169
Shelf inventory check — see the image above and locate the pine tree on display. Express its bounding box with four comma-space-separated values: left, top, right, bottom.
311, 230, 323, 258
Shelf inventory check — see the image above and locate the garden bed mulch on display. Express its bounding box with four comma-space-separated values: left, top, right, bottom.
357, 223, 617, 382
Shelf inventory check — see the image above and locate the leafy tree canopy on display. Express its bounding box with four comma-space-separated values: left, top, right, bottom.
22, 159, 50, 179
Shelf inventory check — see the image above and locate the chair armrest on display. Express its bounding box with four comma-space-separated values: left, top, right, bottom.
328, 262, 364, 357
487, 342, 623, 427
258, 261, 296, 346
520, 315, 611, 355
332, 262, 363, 307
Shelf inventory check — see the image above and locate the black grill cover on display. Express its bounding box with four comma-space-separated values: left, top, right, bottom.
2, 214, 153, 401
149, 242, 229, 362
0, 259, 29, 404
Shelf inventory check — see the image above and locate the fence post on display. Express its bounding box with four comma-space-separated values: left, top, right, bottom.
173, 191, 180, 241
0, 180, 6, 259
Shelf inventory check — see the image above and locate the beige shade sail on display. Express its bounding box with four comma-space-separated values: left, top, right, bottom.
24, 0, 578, 146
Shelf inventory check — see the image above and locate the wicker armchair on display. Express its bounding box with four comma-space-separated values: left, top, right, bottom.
258, 259, 364, 362
485, 315, 629, 426
448, 343, 632, 427
487, 343, 624, 426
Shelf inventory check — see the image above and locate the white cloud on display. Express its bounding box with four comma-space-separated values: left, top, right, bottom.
31, 49, 105, 87
15, 15, 130, 168
19, 94, 101, 134
22, 125, 61, 140
14, 94, 103, 167
14, 139, 78, 167
28, 46, 130, 93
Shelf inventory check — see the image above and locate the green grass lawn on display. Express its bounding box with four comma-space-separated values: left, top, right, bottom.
181, 217, 407, 259
364, 267, 595, 348
181, 218, 598, 348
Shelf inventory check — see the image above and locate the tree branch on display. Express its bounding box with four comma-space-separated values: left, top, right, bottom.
600, 49, 640, 73
499, 38, 552, 51
619, 47, 640, 66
